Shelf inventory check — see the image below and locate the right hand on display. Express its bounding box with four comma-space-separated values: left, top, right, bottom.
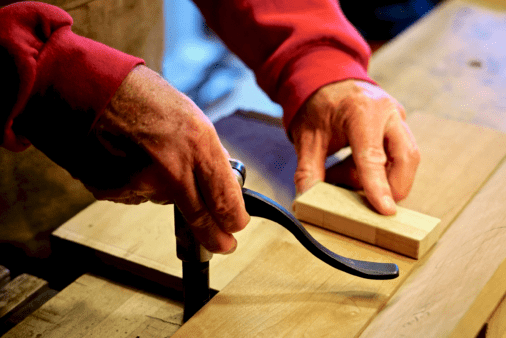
80, 66, 250, 254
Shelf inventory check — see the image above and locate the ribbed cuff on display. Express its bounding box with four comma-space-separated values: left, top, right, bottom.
276, 46, 375, 136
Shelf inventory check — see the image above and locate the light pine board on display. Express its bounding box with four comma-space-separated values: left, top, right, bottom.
3, 274, 184, 338
171, 223, 415, 338
294, 183, 441, 259
360, 158, 506, 338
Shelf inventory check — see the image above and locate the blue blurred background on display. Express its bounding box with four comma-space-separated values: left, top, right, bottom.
162, 0, 442, 121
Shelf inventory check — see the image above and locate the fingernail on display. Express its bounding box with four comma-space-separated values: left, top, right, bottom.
382, 195, 396, 214
223, 239, 237, 255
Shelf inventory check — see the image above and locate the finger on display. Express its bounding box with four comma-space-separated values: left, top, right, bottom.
385, 120, 420, 201
325, 156, 362, 189
195, 132, 250, 235
175, 169, 238, 254
293, 128, 329, 195
348, 117, 396, 215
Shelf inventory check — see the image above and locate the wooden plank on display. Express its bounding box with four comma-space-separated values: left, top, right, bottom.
52, 142, 287, 292
0, 274, 48, 320
3, 274, 184, 338
360, 160, 506, 338
394, 113, 506, 239
464, 0, 506, 12
486, 295, 506, 338
172, 161, 506, 337
294, 112, 506, 258
369, 0, 506, 133
171, 222, 415, 338
294, 183, 441, 259
0, 266, 11, 289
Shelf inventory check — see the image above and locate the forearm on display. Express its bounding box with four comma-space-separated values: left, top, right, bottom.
193, 0, 374, 130
0, 1, 143, 152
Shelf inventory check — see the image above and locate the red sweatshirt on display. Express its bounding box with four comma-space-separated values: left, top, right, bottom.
0, 1, 372, 152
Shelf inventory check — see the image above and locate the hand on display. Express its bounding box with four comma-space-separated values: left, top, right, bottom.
62, 65, 250, 254
289, 80, 420, 215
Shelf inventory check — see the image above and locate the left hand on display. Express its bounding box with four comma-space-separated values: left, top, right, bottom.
289, 80, 420, 215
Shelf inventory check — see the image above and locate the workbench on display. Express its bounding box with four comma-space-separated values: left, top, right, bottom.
3, 0, 506, 337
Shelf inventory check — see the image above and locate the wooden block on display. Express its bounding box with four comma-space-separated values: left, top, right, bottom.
0, 274, 48, 320
294, 183, 441, 259
486, 295, 506, 338
360, 159, 506, 338
3, 274, 184, 338
171, 158, 506, 338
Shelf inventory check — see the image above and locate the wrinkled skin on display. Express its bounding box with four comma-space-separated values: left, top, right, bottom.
87, 65, 250, 254
290, 80, 420, 215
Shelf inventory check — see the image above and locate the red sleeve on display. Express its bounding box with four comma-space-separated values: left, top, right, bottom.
194, 0, 374, 131
0, 1, 144, 152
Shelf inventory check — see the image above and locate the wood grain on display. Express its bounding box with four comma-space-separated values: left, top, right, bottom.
171, 222, 415, 338
0, 266, 11, 290
370, 0, 506, 133
294, 183, 441, 259
294, 112, 506, 258
395, 113, 506, 240
3, 274, 184, 338
486, 295, 506, 338
360, 160, 506, 338
170, 113, 506, 337
0, 275, 48, 320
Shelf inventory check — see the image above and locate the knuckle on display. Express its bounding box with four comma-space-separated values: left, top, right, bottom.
294, 168, 319, 193
213, 198, 248, 233
204, 240, 229, 254
410, 146, 421, 164
187, 208, 215, 230
391, 184, 411, 202
356, 147, 388, 166
397, 144, 421, 167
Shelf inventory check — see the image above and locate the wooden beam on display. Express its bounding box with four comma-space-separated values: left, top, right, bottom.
294, 183, 441, 259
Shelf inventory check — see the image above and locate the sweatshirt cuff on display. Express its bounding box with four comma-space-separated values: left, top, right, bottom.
6, 24, 144, 152
277, 46, 375, 134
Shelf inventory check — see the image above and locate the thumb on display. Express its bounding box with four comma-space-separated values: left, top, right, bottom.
293, 129, 329, 196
